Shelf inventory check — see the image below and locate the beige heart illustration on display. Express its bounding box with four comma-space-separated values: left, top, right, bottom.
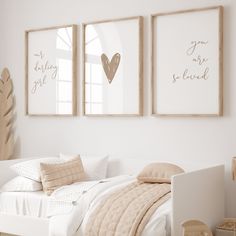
101, 53, 121, 84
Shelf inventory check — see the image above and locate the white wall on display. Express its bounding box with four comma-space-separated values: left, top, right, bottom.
0, 0, 236, 216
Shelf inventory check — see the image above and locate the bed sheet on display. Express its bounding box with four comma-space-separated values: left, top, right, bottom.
0, 176, 172, 236
0, 191, 49, 218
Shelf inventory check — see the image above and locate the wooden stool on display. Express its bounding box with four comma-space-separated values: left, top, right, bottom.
182, 220, 213, 236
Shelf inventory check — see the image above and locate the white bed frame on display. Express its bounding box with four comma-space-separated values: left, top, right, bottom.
0, 157, 224, 236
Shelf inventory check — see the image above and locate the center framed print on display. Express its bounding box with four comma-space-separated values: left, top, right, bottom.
83, 16, 143, 116
152, 6, 223, 116
25, 25, 77, 116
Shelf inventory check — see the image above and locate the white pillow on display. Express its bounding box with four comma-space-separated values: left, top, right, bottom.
0, 176, 43, 192
10, 157, 61, 182
60, 154, 109, 180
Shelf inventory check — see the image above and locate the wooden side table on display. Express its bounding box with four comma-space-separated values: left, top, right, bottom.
216, 218, 236, 236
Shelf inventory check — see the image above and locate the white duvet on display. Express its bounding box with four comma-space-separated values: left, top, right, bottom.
48, 175, 171, 236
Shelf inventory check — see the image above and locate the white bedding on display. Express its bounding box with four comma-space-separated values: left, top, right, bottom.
0, 191, 49, 218
0, 175, 171, 236
48, 175, 171, 236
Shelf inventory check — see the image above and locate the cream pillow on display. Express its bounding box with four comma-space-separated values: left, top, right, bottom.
137, 162, 184, 183
60, 153, 109, 180
0, 176, 43, 192
10, 157, 61, 182
40, 156, 86, 195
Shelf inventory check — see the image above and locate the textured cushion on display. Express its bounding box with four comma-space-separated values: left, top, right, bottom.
40, 156, 86, 195
10, 157, 61, 182
11, 154, 109, 183
60, 153, 109, 180
0, 176, 43, 192
137, 162, 184, 183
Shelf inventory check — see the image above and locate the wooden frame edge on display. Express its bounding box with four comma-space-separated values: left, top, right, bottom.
25, 31, 29, 116
218, 6, 224, 116
82, 16, 141, 27
139, 16, 144, 116
72, 25, 78, 116
82, 23, 86, 116
151, 5, 223, 18
25, 24, 76, 33
151, 14, 155, 115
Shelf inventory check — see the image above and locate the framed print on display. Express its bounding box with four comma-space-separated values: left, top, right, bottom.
25, 25, 77, 116
152, 6, 223, 116
83, 16, 143, 116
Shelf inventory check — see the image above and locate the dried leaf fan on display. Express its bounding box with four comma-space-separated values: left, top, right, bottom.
0, 68, 14, 160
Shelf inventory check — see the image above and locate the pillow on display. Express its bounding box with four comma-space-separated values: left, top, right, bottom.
10, 154, 109, 183
137, 162, 184, 183
60, 153, 109, 180
0, 176, 43, 192
10, 157, 61, 182
40, 156, 86, 195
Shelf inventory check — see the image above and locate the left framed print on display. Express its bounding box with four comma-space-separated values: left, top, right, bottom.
25, 25, 77, 116
83, 16, 143, 116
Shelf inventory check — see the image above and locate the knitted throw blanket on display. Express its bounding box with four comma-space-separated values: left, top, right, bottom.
85, 181, 171, 236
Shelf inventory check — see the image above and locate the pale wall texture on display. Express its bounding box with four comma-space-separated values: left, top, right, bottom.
0, 0, 235, 216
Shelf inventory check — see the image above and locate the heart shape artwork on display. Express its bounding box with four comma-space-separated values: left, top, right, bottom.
101, 53, 121, 84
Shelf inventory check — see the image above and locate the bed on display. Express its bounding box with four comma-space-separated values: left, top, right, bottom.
0, 157, 224, 236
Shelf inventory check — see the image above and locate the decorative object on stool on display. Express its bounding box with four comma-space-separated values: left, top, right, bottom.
0, 68, 14, 160
216, 218, 236, 236
182, 220, 213, 236
232, 157, 236, 180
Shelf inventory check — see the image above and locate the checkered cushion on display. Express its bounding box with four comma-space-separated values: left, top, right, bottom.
40, 156, 86, 195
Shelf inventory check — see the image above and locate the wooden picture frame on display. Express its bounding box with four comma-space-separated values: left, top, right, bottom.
83, 16, 143, 116
152, 6, 223, 116
25, 25, 77, 116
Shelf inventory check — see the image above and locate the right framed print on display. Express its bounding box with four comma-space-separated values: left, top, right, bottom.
152, 6, 223, 116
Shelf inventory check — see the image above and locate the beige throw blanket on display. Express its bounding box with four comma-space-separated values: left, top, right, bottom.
85, 182, 171, 236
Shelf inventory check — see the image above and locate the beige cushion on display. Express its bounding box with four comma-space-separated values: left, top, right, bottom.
40, 156, 86, 195
137, 162, 184, 183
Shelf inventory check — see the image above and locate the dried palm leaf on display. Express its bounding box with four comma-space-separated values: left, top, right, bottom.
0, 68, 14, 160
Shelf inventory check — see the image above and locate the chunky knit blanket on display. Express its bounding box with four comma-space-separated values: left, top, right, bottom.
85, 181, 171, 236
